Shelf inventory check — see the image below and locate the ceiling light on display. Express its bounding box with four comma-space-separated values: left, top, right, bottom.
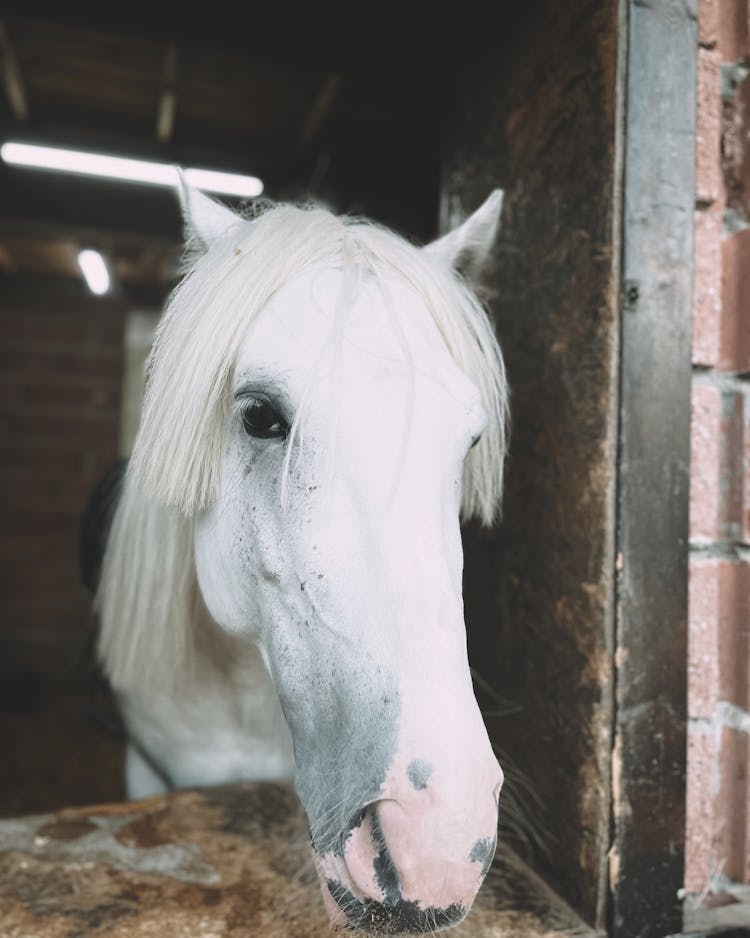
0, 142, 263, 198
78, 249, 110, 295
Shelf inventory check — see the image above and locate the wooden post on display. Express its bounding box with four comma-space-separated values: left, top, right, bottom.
612, 1, 696, 935
441, 0, 622, 927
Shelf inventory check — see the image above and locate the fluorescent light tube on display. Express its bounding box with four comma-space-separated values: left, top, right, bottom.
0, 142, 263, 198
78, 249, 110, 295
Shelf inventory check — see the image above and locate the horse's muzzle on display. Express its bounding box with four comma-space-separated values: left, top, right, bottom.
313, 795, 497, 934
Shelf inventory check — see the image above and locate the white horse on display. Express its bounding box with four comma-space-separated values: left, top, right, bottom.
96, 184, 509, 934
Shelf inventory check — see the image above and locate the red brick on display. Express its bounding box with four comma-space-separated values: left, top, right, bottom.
689, 557, 722, 717
696, 48, 723, 207
700, 0, 720, 48
686, 727, 718, 892
686, 717, 750, 891
0, 338, 122, 366
715, 724, 749, 882
1, 479, 96, 515
717, 561, 750, 710
721, 230, 750, 373
0, 439, 117, 470
0, 598, 92, 635
723, 69, 750, 236
0, 351, 121, 384
693, 208, 723, 366
691, 384, 723, 541
689, 556, 750, 713
20, 383, 117, 409
0, 283, 124, 676
0, 312, 122, 347
721, 389, 747, 543
690, 384, 748, 541
1, 412, 118, 440
718, 0, 750, 60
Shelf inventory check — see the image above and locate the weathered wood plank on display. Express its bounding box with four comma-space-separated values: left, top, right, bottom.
612, 0, 697, 935
442, 0, 621, 926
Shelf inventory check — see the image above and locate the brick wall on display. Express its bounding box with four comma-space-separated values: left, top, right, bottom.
0, 280, 126, 675
687, 0, 750, 892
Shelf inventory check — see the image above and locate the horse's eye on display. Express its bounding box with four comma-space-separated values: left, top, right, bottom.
241, 398, 288, 440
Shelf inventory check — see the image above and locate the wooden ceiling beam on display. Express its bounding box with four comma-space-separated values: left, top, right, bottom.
297, 72, 342, 155
155, 42, 178, 144
0, 19, 29, 121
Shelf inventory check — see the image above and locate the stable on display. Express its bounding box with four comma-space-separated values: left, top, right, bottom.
0, 4, 732, 938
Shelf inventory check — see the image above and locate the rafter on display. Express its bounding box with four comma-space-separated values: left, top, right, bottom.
0, 20, 29, 121
298, 73, 342, 154
156, 42, 178, 144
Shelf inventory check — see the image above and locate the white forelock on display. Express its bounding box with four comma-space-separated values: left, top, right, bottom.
129, 202, 508, 522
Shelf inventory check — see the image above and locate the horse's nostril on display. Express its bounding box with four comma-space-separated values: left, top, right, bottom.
369, 806, 402, 906
345, 806, 368, 836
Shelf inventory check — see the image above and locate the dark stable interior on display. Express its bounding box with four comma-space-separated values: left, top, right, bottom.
1, 2, 625, 930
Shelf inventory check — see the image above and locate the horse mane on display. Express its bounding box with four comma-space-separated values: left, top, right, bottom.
97, 201, 509, 690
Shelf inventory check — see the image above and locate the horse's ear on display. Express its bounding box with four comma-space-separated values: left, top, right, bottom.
176, 172, 239, 250
424, 189, 503, 280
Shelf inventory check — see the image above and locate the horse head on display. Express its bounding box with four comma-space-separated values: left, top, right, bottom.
109, 188, 508, 933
